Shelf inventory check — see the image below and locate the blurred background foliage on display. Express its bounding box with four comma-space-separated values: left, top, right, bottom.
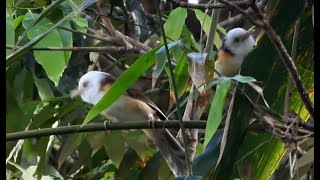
6, 0, 313, 179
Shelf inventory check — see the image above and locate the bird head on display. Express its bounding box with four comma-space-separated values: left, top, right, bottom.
71, 71, 115, 105
221, 27, 255, 57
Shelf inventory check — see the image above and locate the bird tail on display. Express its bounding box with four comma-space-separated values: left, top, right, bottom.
142, 128, 187, 177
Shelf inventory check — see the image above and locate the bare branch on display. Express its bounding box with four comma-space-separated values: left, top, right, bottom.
169, 0, 249, 9
6, 44, 133, 53
217, 0, 314, 118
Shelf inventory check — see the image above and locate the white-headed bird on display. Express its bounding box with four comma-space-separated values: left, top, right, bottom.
214, 27, 255, 78
71, 71, 187, 177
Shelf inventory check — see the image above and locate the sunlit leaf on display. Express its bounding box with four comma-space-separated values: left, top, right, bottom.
22, 12, 66, 86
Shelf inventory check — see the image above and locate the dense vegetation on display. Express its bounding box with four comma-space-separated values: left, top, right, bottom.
6, 0, 313, 179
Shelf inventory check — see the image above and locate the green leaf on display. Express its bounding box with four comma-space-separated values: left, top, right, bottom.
35, 136, 54, 179
71, 16, 88, 33
22, 12, 66, 86
83, 48, 158, 124
33, 76, 55, 100
174, 176, 203, 180
174, 52, 189, 97
6, 0, 95, 68
164, 7, 187, 41
121, 131, 149, 160
58, 21, 73, 64
152, 40, 182, 88
204, 77, 231, 148
234, 132, 285, 180
87, 132, 107, 154
58, 133, 85, 168
68, 140, 92, 175
117, 148, 141, 180
104, 131, 126, 168
139, 152, 165, 180
192, 9, 224, 48
6, 9, 14, 57
231, 75, 257, 83
193, 129, 223, 177
13, 15, 25, 30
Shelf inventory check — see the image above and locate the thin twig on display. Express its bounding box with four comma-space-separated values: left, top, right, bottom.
6, 44, 133, 53
218, 0, 263, 26
262, 22, 314, 118
219, 0, 267, 27
57, 25, 115, 43
218, 0, 314, 119
169, 0, 249, 9
157, 0, 193, 175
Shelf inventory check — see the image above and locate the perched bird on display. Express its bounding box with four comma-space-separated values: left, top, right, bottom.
214, 27, 255, 78
71, 71, 187, 177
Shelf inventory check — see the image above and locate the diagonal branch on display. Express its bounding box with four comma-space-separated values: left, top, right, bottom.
218, 0, 314, 118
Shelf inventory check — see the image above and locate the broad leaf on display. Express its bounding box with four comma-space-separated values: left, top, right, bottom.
164, 7, 187, 41
22, 12, 66, 86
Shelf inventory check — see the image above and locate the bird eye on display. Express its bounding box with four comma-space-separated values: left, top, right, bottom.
234, 37, 240, 43
83, 81, 89, 88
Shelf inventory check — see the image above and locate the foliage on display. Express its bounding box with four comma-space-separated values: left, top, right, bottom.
6, 0, 313, 179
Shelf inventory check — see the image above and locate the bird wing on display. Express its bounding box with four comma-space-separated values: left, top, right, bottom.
127, 88, 168, 120
100, 74, 167, 120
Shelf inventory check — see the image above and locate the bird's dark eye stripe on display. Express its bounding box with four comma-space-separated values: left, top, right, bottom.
83, 81, 89, 87
234, 37, 240, 42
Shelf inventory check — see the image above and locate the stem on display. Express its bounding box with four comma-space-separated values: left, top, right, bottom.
262, 22, 314, 118
169, 0, 249, 9
6, 121, 207, 142
156, 1, 193, 175
6, 44, 132, 52
204, 0, 220, 59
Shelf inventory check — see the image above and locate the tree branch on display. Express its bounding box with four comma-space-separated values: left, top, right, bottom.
261, 22, 314, 118
6, 44, 133, 53
157, 0, 193, 175
6, 121, 207, 142
169, 0, 249, 9
217, 0, 314, 118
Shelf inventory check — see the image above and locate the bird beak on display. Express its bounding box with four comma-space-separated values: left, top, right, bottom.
242, 27, 256, 39
70, 88, 82, 99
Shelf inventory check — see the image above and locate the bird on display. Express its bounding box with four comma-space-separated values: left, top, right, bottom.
214, 27, 255, 78
193, 27, 256, 134
71, 71, 187, 177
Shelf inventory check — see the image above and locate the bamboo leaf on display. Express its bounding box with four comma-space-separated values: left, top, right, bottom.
204, 77, 231, 148
164, 7, 187, 41
83, 47, 159, 125
192, 9, 225, 48
58, 133, 85, 168
152, 40, 182, 88
193, 130, 223, 176
104, 131, 126, 168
